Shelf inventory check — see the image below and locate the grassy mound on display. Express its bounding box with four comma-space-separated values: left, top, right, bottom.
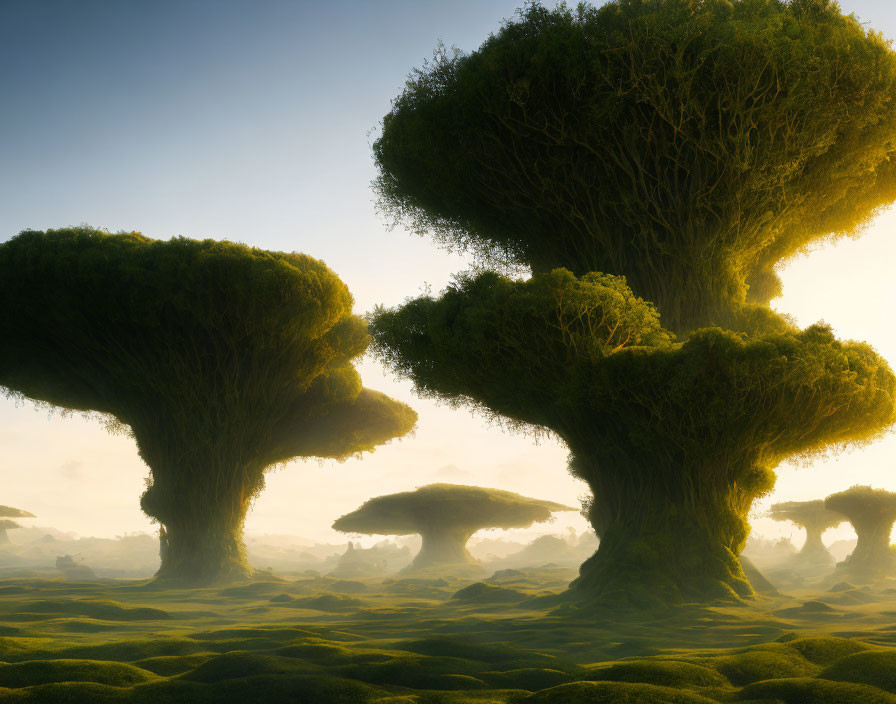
5, 600, 170, 621
582, 659, 728, 688
450, 582, 527, 604
739, 676, 896, 703
519, 680, 720, 703
0, 659, 157, 687
0, 576, 895, 702
821, 651, 896, 692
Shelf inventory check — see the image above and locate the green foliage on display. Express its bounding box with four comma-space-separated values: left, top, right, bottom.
0, 227, 417, 583
0, 508, 35, 519
371, 269, 896, 600
770, 501, 846, 533
371, 269, 672, 429
333, 483, 574, 569
374, 0, 896, 333
333, 483, 575, 536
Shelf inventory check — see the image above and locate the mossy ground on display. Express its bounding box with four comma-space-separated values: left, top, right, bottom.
1, 568, 896, 702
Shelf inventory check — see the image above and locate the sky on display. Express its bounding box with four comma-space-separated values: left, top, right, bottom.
0, 0, 894, 550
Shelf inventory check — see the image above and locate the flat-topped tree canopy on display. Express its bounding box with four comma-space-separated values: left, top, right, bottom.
371, 270, 896, 601
0, 227, 417, 584
769, 500, 845, 563
333, 483, 576, 568
0, 506, 35, 519
769, 501, 845, 532
374, 0, 896, 334
825, 486, 896, 581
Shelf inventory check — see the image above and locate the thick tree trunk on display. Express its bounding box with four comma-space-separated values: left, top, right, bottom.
836, 516, 896, 582
570, 516, 753, 607
413, 527, 476, 568
568, 453, 766, 607
797, 524, 833, 564
140, 468, 256, 585
154, 516, 252, 584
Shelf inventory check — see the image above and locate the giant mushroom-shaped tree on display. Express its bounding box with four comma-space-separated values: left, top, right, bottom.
769, 500, 845, 565
332, 484, 576, 570
0, 506, 35, 545
825, 486, 896, 582
370, 0, 896, 605
0, 227, 417, 584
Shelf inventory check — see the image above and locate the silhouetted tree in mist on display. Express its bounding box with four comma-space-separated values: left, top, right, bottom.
826, 486, 896, 582
333, 483, 575, 570
769, 500, 845, 565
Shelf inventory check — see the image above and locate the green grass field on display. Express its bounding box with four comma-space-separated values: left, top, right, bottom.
1, 566, 895, 702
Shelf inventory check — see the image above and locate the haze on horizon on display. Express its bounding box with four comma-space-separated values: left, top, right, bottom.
1, 0, 894, 551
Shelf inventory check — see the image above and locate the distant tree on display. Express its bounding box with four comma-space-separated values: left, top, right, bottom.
0, 506, 35, 544
0, 227, 417, 584
825, 486, 896, 582
371, 1, 896, 605
768, 500, 845, 565
0, 520, 22, 544
332, 483, 575, 569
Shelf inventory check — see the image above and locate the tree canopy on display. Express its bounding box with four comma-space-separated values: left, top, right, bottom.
372, 270, 895, 472
374, 0, 896, 333
0, 507, 35, 519
333, 483, 575, 536
825, 486, 896, 527
0, 227, 417, 582
769, 500, 845, 533
333, 483, 576, 570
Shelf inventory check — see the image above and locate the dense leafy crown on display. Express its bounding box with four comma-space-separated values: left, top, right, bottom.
825, 485, 896, 520
0, 227, 417, 467
371, 270, 896, 485
769, 500, 845, 530
332, 483, 576, 535
375, 0, 896, 332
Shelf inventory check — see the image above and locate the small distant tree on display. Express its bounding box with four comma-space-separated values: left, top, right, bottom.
0, 506, 35, 544
332, 483, 575, 569
768, 500, 845, 565
0, 227, 417, 584
825, 486, 896, 582
371, 1, 896, 605
0, 521, 22, 544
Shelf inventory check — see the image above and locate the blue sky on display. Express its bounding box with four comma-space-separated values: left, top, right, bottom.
1, 0, 894, 547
